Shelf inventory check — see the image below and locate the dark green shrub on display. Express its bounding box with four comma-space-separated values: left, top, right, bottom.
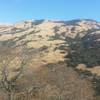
66, 34, 100, 67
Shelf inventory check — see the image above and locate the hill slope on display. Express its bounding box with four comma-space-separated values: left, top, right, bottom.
0, 19, 100, 100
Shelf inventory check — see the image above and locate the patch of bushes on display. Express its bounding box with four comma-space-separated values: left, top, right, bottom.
66, 34, 100, 67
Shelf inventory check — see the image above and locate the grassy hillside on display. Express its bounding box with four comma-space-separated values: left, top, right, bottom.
0, 19, 100, 100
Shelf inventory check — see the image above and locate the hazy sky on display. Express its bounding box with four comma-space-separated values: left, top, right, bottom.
0, 0, 100, 23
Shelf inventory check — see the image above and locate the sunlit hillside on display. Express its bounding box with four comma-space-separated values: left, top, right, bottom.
0, 19, 100, 100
